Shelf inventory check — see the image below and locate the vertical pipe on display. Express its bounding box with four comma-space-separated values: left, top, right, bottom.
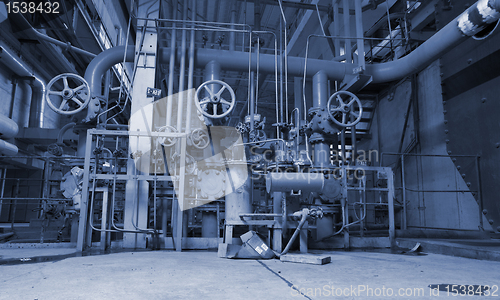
249, 71, 255, 133
166, 0, 178, 126
342, 0, 351, 63
177, 2, 188, 132
312, 71, 330, 167
254, 0, 261, 31
205, 61, 221, 93
229, 1, 237, 51
333, 0, 340, 58
401, 154, 406, 229
351, 118, 357, 164
279, 18, 284, 126
354, 0, 365, 69
186, 0, 196, 133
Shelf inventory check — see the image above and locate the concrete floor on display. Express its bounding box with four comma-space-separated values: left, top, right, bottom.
1, 249, 499, 300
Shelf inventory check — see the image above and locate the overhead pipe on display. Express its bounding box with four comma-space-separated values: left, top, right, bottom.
84, 46, 135, 97
86, 0, 500, 101
0, 139, 18, 156
312, 71, 330, 168
166, 0, 178, 127
186, 0, 196, 132
0, 114, 19, 139
0, 46, 46, 128
343, 0, 352, 63
159, 0, 500, 82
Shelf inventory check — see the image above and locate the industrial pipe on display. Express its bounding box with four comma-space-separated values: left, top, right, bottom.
0, 139, 18, 156
0, 114, 19, 139
280, 208, 309, 256
366, 0, 500, 83
166, 0, 178, 127
266, 172, 324, 193
154, 0, 500, 84
84, 46, 135, 97
57, 122, 77, 144
84, 0, 500, 106
0, 46, 45, 128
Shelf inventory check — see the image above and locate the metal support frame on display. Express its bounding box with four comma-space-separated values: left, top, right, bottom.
123, 0, 159, 249
341, 165, 395, 248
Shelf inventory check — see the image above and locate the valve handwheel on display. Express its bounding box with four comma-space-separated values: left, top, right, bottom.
327, 91, 363, 127
195, 80, 236, 118
157, 125, 178, 147
190, 128, 210, 149
250, 129, 267, 148
45, 73, 91, 115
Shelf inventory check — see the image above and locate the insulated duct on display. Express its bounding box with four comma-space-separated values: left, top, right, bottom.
0, 46, 45, 128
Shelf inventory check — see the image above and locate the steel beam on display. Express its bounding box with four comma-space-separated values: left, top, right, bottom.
123, 0, 159, 249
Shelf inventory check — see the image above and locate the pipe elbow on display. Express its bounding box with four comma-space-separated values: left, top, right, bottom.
84, 46, 135, 96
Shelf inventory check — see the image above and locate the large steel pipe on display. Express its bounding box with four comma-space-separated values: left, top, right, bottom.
0, 46, 45, 128
155, 0, 500, 84
84, 46, 135, 97
0, 114, 18, 139
85, 0, 500, 100
0, 139, 18, 156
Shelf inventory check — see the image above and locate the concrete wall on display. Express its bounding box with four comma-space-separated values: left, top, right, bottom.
358, 60, 484, 231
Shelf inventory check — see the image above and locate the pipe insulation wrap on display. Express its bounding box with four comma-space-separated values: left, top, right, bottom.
0, 114, 19, 139
266, 172, 325, 193
458, 0, 500, 36
0, 139, 18, 156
